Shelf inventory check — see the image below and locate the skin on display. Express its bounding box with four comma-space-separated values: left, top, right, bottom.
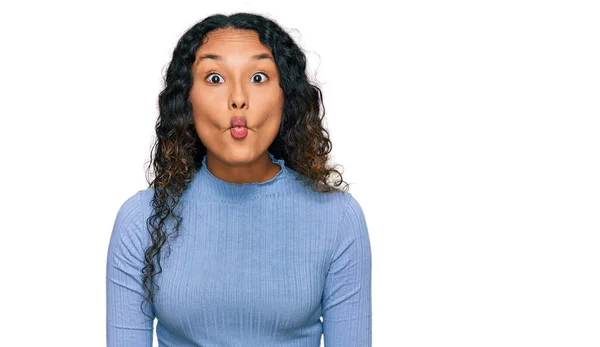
189, 27, 284, 184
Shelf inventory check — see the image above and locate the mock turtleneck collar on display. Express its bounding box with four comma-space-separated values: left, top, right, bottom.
187, 152, 289, 200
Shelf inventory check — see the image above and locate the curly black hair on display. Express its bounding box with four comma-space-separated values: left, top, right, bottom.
140, 12, 349, 319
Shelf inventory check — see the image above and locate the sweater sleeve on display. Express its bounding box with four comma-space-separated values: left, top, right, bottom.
322, 194, 373, 346
106, 191, 155, 347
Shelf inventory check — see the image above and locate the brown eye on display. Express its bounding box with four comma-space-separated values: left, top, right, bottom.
206, 73, 224, 84
251, 72, 268, 84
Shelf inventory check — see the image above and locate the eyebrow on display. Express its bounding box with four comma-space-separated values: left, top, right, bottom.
196, 53, 274, 63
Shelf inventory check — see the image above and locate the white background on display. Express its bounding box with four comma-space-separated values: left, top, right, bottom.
1, 0, 598, 346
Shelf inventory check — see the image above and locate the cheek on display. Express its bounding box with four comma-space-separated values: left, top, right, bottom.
257, 88, 284, 115
190, 89, 223, 121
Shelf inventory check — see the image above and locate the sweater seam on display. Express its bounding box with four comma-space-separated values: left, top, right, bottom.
137, 190, 147, 237
136, 190, 156, 318
327, 194, 353, 273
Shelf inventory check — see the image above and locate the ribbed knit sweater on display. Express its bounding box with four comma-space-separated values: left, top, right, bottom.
106, 152, 372, 346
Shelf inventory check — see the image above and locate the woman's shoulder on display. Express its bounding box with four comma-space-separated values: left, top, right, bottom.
110, 189, 155, 242
108, 190, 151, 259
281, 175, 360, 219
283, 167, 351, 200
117, 188, 154, 216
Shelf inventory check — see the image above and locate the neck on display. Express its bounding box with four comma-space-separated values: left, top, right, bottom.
204, 151, 282, 184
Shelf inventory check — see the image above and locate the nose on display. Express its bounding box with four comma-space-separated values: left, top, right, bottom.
229, 79, 248, 110
231, 100, 246, 109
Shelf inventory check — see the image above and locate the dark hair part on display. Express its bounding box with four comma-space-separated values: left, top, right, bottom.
140, 12, 349, 319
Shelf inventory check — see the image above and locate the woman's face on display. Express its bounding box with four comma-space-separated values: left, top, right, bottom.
189, 27, 284, 165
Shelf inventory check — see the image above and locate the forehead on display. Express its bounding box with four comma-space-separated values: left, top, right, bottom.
196, 28, 271, 57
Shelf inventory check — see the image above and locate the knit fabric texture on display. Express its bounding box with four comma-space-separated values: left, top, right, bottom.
106, 152, 372, 346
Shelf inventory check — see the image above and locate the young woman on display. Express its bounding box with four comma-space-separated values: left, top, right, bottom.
106, 12, 372, 347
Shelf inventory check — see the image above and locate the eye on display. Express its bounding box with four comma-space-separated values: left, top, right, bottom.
251, 72, 269, 84
205, 73, 224, 84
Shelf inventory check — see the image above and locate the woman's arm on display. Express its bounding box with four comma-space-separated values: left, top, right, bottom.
322, 195, 373, 346
106, 191, 154, 347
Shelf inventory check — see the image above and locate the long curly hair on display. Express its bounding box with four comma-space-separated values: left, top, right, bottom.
139, 12, 349, 319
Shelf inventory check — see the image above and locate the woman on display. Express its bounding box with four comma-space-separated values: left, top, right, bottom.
106, 12, 372, 347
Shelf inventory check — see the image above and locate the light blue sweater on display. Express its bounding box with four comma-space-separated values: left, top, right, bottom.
106, 152, 372, 346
